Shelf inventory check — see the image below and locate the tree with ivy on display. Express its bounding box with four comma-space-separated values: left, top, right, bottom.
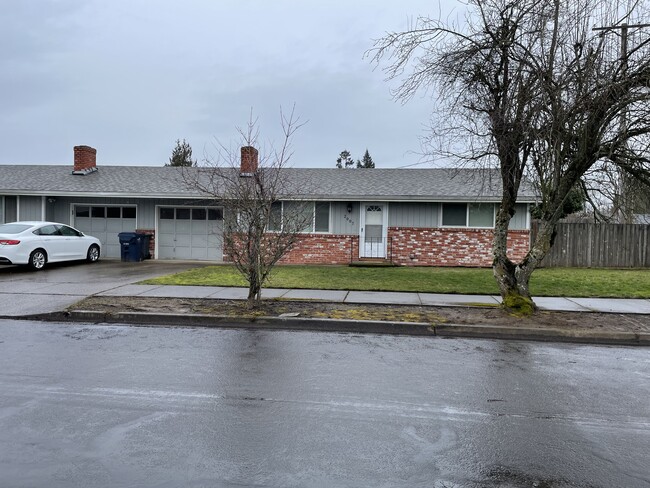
167, 139, 196, 167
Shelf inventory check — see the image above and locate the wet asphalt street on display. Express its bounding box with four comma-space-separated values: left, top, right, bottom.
0, 320, 648, 488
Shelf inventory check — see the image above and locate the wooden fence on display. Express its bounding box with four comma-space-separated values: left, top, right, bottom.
530, 221, 650, 268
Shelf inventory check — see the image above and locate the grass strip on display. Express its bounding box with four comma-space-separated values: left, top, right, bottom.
141, 265, 650, 298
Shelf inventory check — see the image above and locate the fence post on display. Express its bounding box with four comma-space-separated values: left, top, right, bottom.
587, 223, 594, 268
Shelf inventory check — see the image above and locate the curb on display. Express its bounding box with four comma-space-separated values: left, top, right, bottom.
434, 324, 650, 346
13, 310, 650, 346
41, 311, 438, 336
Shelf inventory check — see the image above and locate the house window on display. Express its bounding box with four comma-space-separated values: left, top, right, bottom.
265, 201, 330, 233
468, 203, 494, 227
122, 207, 136, 219
315, 202, 330, 232
267, 202, 283, 231
107, 207, 121, 219
442, 203, 495, 228
442, 203, 467, 226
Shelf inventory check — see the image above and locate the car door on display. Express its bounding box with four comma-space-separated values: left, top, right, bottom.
56, 225, 87, 259
35, 224, 66, 261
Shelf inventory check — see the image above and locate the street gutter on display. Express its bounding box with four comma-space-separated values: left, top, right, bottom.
7, 310, 650, 346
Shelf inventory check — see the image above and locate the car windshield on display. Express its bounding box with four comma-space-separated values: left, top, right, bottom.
0, 224, 32, 234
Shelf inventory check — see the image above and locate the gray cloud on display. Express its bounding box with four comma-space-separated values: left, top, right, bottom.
0, 0, 456, 167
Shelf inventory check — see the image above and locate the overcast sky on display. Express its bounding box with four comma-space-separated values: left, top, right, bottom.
1, 1, 463, 168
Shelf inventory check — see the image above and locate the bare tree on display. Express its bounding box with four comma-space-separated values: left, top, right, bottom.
183, 109, 311, 305
371, 0, 650, 313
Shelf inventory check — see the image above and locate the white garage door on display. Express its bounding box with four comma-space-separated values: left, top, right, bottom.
74, 205, 137, 258
158, 207, 223, 260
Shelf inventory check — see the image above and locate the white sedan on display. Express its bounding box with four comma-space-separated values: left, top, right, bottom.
0, 221, 102, 270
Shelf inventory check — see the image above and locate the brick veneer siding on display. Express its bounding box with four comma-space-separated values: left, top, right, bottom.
388, 227, 529, 267
221, 228, 530, 267
279, 234, 357, 265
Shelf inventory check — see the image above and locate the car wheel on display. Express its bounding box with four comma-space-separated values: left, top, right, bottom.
29, 249, 47, 270
87, 245, 100, 263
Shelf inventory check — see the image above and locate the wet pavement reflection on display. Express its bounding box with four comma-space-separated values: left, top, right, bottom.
0, 320, 648, 487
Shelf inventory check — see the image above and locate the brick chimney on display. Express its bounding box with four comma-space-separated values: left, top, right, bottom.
240, 146, 258, 176
73, 145, 98, 175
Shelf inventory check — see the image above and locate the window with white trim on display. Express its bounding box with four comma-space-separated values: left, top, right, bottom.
442, 203, 495, 228
267, 201, 330, 233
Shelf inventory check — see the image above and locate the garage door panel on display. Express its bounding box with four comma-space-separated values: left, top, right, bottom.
76, 217, 91, 228
175, 221, 191, 234
159, 220, 175, 233
156, 206, 223, 261
191, 221, 207, 233
90, 220, 107, 232
75, 205, 138, 259
192, 235, 208, 248
158, 233, 176, 246
191, 247, 208, 260
104, 243, 121, 258
174, 246, 193, 259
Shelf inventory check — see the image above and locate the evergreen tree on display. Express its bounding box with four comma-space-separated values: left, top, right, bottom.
336, 150, 355, 169
356, 149, 375, 168
167, 139, 196, 167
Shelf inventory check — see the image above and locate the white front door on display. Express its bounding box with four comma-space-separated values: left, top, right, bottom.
359, 203, 387, 258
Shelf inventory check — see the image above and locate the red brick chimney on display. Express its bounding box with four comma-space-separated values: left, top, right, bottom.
240, 146, 258, 175
73, 145, 97, 174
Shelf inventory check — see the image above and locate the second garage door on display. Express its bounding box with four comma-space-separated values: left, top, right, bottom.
74, 205, 137, 258
158, 207, 223, 260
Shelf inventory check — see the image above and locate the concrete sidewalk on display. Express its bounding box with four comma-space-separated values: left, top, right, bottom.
96, 284, 650, 315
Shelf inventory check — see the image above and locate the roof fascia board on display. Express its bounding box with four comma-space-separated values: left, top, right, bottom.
1, 191, 538, 203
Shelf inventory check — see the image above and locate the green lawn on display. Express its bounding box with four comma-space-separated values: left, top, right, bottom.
141, 264, 650, 298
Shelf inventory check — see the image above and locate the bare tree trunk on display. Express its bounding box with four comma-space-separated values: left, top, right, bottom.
246, 254, 263, 307
493, 203, 535, 314
494, 206, 558, 315
247, 281, 261, 306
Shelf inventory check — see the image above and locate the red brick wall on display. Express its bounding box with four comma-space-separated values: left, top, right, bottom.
280, 234, 357, 265
222, 229, 530, 267
270, 228, 529, 267
388, 227, 529, 267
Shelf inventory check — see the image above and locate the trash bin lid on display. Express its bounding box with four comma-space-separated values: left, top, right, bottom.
118, 232, 138, 243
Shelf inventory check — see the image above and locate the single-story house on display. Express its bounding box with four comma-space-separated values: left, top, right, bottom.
0, 145, 536, 266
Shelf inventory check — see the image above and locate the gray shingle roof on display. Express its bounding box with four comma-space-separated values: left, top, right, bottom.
0, 165, 537, 202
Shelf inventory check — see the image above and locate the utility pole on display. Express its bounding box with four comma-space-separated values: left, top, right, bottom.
593, 22, 650, 223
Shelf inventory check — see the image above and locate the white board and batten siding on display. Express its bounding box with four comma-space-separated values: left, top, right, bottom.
389, 202, 529, 230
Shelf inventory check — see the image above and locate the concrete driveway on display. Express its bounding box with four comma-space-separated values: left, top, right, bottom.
0, 259, 209, 317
